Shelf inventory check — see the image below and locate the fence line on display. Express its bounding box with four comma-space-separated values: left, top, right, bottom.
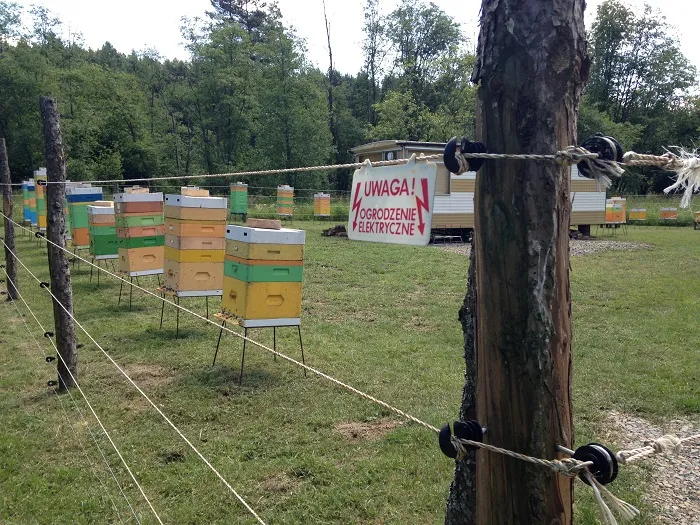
0, 263, 162, 524
1, 236, 268, 525
4, 280, 138, 524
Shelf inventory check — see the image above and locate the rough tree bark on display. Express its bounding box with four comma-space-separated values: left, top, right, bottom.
448, 1, 588, 523
444, 238, 477, 524
1, 138, 19, 301
40, 96, 77, 391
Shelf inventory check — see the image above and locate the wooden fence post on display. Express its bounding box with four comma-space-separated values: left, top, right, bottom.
1, 138, 19, 301
40, 96, 77, 390
465, 1, 586, 523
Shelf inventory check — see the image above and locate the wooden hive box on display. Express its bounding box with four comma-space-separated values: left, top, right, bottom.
230, 182, 248, 215
162, 193, 227, 294
114, 190, 165, 275
222, 225, 305, 323
276, 185, 294, 217
314, 193, 331, 217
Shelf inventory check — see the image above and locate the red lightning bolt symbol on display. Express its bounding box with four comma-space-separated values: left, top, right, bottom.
415, 178, 430, 235
351, 182, 362, 231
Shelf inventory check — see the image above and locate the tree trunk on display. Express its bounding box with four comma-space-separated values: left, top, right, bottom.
0, 138, 18, 301
40, 96, 77, 391
469, 1, 586, 523
444, 238, 477, 524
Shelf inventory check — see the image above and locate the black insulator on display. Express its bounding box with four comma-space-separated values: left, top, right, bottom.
76, 344, 83, 349
460, 137, 487, 172
44, 331, 54, 338
443, 137, 461, 174
46, 356, 56, 363
443, 136, 488, 174
573, 443, 618, 486
578, 134, 624, 179
36, 179, 46, 186
439, 419, 485, 459
39, 282, 50, 288
35, 231, 45, 238
47, 380, 58, 387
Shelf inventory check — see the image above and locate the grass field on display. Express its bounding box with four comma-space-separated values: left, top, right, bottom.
1, 217, 699, 524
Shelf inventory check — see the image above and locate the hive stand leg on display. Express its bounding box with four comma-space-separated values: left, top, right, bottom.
129, 277, 133, 311
213, 320, 226, 366
239, 327, 247, 386
175, 295, 180, 338
96, 261, 100, 288
89, 258, 94, 283
298, 325, 306, 377
159, 292, 166, 329
157, 274, 161, 286
205, 296, 209, 319
118, 278, 124, 305
273, 327, 276, 361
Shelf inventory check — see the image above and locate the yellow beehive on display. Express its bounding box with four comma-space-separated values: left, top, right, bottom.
629, 208, 647, 221
314, 193, 331, 217
223, 225, 305, 325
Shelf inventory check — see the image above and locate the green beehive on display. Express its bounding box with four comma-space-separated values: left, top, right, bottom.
229, 182, 248, 216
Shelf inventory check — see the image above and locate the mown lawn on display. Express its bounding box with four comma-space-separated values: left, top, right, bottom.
1, 219, 698, 524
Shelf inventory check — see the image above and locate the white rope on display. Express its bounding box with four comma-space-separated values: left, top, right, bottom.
616, 434, 699, 465
0, 237, 267, 525
4, 283, 137, 524
0, 260, 163, 524
660, 150, 700, 208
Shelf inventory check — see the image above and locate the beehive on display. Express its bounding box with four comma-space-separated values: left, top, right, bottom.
114, 188, 164, 276
67, 185, 104, 247
35, 168, 47, 231
26, 179, 37, 226
660, 208, 678, 220
230, 182, 248, 216
313, 193, 331, 217
22, 180, 36, 224
163, 189, 226, 295
605, 198, 625, 224
629, 208, 647, 221
222, 225, 305, 325
277, 185, 294, 217
88, 202, 118, 259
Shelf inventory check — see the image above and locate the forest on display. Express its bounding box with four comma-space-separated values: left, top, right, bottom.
0, 0, 698, 194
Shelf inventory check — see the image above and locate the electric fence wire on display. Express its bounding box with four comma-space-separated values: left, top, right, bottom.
2, 273, 140, 524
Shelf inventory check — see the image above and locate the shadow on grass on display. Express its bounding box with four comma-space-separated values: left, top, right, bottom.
181, 364, 279, 396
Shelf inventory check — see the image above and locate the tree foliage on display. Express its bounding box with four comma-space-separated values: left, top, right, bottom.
0, 0, 696, 196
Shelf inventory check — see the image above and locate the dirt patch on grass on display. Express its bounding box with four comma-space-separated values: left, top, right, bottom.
124, 364, 174, 389
605, 410, 700, 524
259, 472, 300, 494
334, 418, 402, 441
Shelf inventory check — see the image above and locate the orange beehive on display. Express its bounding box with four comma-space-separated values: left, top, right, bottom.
114, 189, 164, 276
163, 190, 226, 296
660, 208, 678, 220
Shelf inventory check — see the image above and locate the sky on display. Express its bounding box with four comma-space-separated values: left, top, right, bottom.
15, 0, 700, 75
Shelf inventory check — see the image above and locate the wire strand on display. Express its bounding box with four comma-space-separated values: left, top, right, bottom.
2, 241, 166, 524
1, 231, 267, 525
3, 282, 137, 524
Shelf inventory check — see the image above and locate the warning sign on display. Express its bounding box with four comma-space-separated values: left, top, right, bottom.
348, 156, 437, 245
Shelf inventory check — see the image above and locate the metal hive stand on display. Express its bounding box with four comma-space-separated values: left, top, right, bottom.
212, 312, 306, 386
